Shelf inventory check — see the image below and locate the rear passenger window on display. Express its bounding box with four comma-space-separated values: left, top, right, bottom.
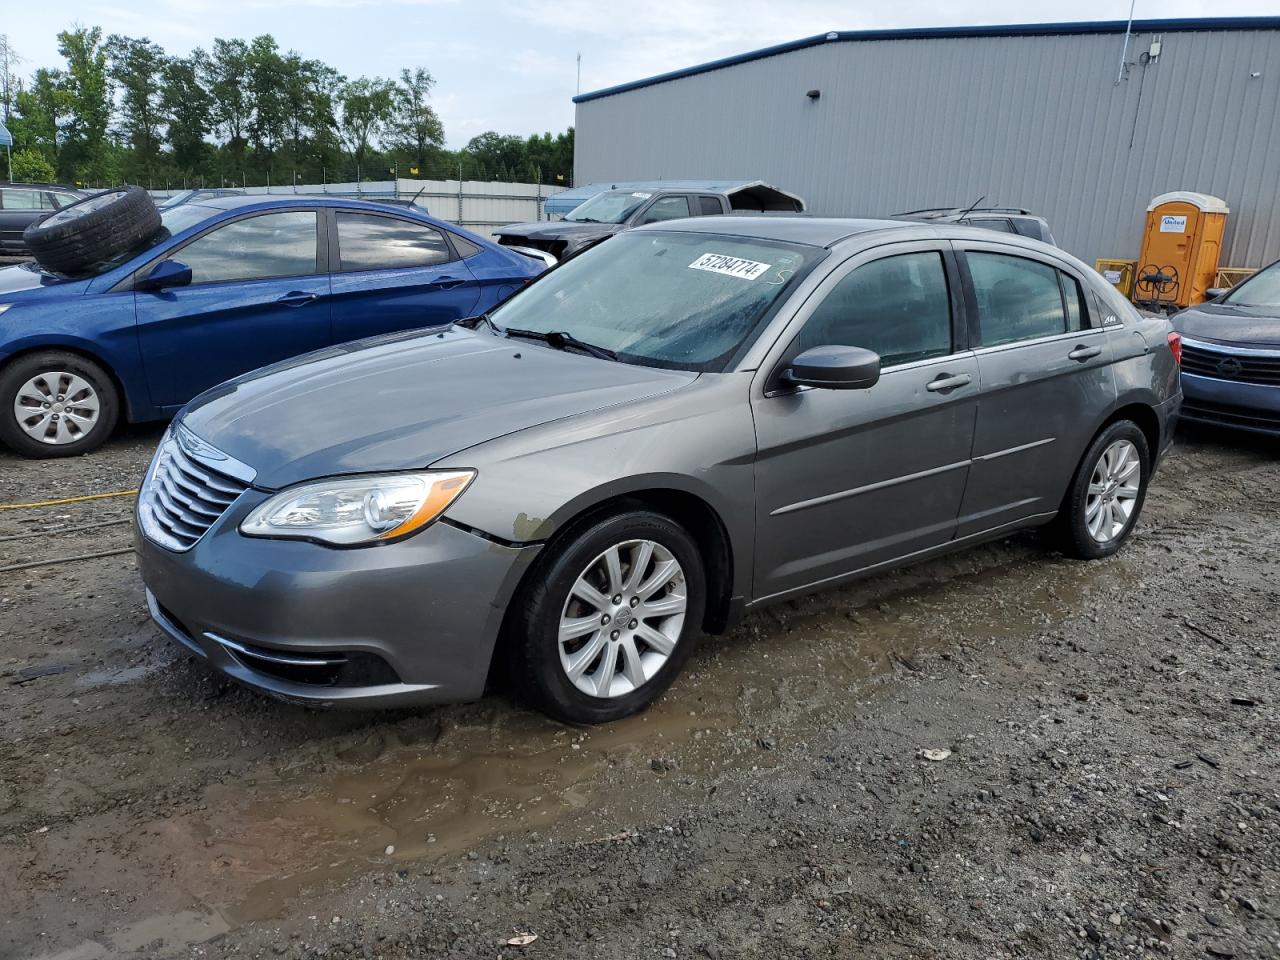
1, 189, 44, 210
796, 252, 952, 367
968, 252, 1066, 346
337, 212, 454, 271
696, 196, 722, 216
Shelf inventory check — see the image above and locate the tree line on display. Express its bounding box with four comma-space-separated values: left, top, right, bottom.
0, 30, 574, 188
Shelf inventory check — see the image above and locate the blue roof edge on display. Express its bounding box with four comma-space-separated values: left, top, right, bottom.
573, 17, 1280, 104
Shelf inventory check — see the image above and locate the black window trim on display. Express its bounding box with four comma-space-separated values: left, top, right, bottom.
122, 207, 328, 291
328, 206, 462, 274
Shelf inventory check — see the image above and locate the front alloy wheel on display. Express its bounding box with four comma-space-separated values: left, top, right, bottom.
0, 350, 119, 458
558, 539, 688, 699
512, 510, 705, 724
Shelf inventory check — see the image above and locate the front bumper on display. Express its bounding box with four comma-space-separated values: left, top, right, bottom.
1179, 372, 1280, 437
136, 490, 541, 708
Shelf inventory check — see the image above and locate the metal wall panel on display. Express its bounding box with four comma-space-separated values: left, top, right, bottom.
574, 28, 1280, 267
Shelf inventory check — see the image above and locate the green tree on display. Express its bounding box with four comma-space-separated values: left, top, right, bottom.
161, 54, 213, 175
246, 35, 287, 177
53, 27, 112, 183
10, 68, 66, 168
106, 34, 167, 182
202, 38, 251, 165
462, 131, 526, 180
0, 34, 22, 124
10, 147, 56, 182
336, 77, 394, 176
388, 67, 444, 174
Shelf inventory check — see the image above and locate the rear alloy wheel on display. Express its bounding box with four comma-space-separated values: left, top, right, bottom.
0, 351, 119, 458
513, 511, 705, 723
1057, 420, 1150, 559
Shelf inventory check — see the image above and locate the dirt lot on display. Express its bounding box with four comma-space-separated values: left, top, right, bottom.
1, 424, 1277, 960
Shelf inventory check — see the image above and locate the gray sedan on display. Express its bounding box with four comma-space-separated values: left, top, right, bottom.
135, 217, 1182, 723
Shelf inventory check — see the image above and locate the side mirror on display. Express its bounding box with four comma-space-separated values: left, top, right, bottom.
1205, 287, 1230, 302
136, 259, 192, 291
785, 345, 881, 390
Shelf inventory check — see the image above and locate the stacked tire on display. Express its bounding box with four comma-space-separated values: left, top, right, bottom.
22, 186, 161, 276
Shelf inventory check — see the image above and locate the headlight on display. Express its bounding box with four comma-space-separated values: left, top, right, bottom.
240, 471, 475, 546
0, 304, 13, 316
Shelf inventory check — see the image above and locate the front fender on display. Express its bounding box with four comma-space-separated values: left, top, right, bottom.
433, 373, 758, 600
0, 326, 151, 423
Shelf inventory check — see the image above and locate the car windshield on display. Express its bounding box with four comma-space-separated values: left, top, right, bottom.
1222, 262, 1280, 310
62, 204, 216, 278
564, 191, 651, 224
488, 230, 818, 371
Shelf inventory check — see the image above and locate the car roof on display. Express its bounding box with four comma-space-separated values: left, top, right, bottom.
198, 194, 416, 213
635, 216, 918, 248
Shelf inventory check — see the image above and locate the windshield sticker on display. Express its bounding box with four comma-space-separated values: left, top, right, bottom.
630, 192, 652, 199
689, 252, 772, 281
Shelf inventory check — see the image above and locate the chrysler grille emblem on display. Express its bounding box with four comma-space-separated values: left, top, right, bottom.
1215, 357, 1243, 379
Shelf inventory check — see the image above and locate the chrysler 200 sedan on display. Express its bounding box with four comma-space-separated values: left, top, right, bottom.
136, 217, 1182, 723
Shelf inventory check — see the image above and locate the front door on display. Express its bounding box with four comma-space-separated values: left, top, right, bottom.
135, 209, 332, 408
328, 210, 481, 344
752, 243, 979, 601
954, 243, 1115, 536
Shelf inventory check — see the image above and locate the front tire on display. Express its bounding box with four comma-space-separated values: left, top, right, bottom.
1056, 420, 1150, 560
0, 351, 120, 458
512, 510, 705, 724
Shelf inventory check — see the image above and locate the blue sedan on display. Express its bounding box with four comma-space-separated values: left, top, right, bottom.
0, 196, 543, 457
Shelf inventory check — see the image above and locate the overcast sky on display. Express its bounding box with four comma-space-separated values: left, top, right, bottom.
4, 1, 1276, 148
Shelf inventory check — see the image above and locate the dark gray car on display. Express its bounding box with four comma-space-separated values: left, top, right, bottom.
135, 218, 1181, 723
0, 183, 87, 257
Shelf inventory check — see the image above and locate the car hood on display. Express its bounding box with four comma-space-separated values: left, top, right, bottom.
0, 264, 88, 298
179, 326, 696, 490
496, 221, 624, 245
1174, 302, 1280, 348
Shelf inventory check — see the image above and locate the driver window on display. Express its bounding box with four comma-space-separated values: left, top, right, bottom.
639, 196, 691, 224
795, 251, 953, 367
176, 211, 319, 284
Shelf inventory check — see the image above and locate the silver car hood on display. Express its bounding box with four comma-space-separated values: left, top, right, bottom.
179, 326, 695, 490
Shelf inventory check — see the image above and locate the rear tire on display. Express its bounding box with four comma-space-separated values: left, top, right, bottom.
23, 186, 161, 275
0, 351, 120, 458
511, 510, 705, 724
1055, 420, 1150, 560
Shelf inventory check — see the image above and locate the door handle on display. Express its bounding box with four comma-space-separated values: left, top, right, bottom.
1068, 344, 1102, 362
429, 276, 466, 290
926, 372, 972, 393
277, 291, 318, 307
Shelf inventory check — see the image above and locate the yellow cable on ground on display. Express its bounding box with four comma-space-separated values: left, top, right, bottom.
0, 489, 139, 511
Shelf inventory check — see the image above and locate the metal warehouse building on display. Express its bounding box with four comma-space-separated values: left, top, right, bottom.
573, 18, 1280, 268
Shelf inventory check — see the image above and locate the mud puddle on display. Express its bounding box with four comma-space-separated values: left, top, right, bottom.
9, 542, 1124, 958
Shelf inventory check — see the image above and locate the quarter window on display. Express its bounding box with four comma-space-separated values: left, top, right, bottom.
796, 252, 953, 367
968, 252, 1067, 346
176, 211, 319, 284
639, 196, 691, 224
336, 212, 454, 271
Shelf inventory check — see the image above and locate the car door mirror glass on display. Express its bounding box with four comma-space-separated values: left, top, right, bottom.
786, 345, 881, 390
137, 259, 193, 291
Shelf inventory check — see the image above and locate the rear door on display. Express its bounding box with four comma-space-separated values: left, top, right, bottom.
134, 208, 332, 408
328, 209, 481, 343
0, 187, 56, 254
954, 241, 1115, 536
752, 242, 979, 600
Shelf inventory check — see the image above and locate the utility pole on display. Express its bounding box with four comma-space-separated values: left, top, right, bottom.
576, 53, 581, 95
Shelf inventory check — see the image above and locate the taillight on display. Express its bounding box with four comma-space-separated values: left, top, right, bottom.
1167, 331, 1182, 365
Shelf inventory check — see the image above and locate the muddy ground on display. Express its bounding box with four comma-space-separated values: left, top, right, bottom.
0, 424, 1276, 960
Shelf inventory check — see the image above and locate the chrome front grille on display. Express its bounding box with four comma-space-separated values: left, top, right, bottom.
139, 428, 252, 551
1182, 341, 1280, 385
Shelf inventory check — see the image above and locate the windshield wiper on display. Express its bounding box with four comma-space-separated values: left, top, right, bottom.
569, 216, 602, 223
503, 327, 618, 361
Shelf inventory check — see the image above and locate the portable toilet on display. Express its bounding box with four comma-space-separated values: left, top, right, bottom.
1134, 192, 1228, 310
